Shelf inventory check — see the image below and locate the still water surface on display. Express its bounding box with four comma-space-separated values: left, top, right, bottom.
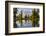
16, 20, 32, 28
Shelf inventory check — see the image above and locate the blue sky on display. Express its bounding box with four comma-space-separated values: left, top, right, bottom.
17, 8, 32, 16
17, 8, 32, 13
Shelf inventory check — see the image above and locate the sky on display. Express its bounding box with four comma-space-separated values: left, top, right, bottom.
17, 8, 32, 13
17, 8, 33, 16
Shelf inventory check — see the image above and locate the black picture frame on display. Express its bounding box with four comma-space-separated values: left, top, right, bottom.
5, 1, 45, 35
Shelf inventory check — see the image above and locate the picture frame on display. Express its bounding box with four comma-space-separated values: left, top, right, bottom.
5, 1, 45, 35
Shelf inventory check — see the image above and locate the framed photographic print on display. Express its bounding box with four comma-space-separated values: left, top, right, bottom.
5, 1, 45, 35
